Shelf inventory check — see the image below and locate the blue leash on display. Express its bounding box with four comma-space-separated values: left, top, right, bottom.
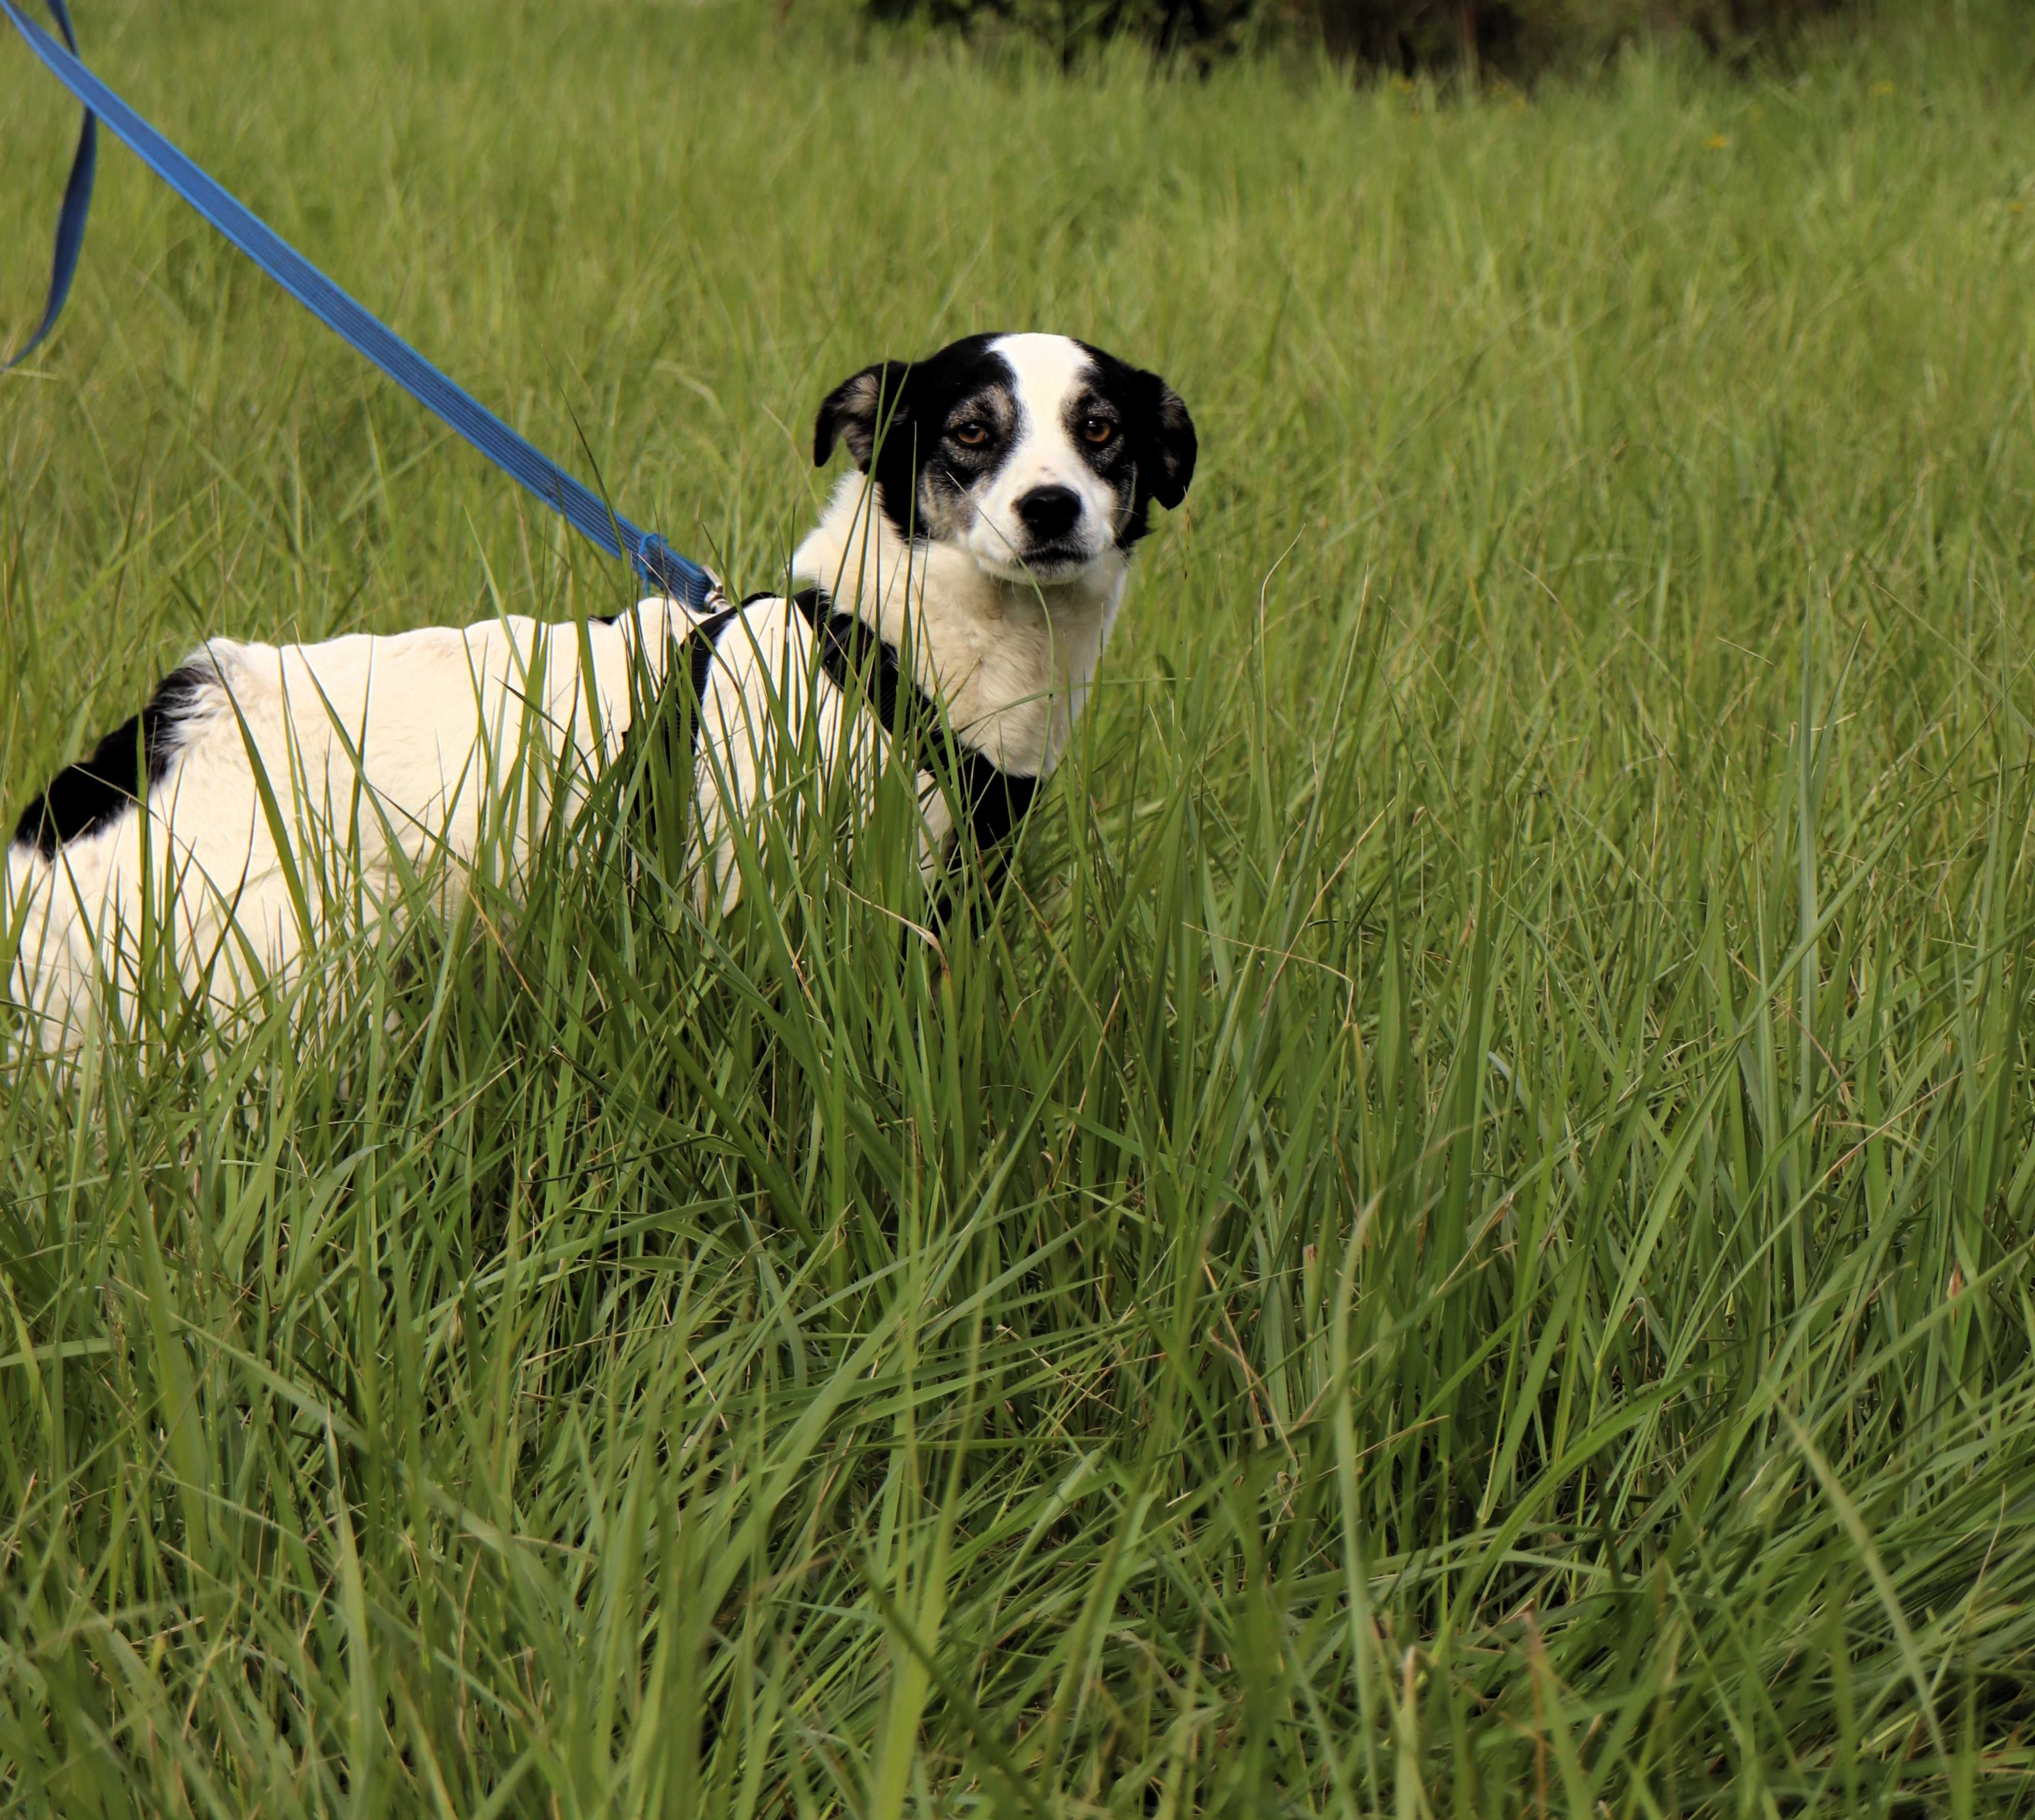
2, 0, 715, 610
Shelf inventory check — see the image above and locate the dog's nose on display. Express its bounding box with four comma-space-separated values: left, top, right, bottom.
1015, 485, 1082, 543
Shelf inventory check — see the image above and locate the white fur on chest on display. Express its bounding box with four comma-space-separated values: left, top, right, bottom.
793, 475, 1124, 779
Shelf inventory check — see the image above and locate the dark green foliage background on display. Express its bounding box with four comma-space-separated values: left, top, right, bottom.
867, 0, 1849, 71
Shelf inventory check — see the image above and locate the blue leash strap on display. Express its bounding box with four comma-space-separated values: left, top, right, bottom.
2, 0, 94, 372
0, 0, 714, 610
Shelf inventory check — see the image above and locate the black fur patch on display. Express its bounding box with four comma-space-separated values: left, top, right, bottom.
12, 664, 212, 859
1070, 337, 1198, 539
814, 337, 1016, 545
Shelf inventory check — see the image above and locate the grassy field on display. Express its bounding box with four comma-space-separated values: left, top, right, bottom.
6, 0, 2035, 1811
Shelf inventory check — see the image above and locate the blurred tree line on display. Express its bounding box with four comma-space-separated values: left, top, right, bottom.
864, 0, 1854, 73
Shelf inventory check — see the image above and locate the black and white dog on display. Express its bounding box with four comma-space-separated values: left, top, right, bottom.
4, 332, 1195, 1043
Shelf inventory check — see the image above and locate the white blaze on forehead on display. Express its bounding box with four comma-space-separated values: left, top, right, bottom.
962, 333, 1120, 581
988, 333, 1094, 436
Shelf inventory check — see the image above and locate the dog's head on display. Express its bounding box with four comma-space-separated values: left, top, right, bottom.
812, 333, 1196, 586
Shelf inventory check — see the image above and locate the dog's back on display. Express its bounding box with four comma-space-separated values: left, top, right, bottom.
5, 601, 706, 1041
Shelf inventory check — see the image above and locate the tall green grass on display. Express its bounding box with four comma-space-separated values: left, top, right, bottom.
6, 0, 2035, 1810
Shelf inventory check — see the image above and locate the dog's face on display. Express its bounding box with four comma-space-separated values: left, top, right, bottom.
812, 332, 1196, 585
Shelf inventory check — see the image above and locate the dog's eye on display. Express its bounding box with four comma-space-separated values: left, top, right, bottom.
1080, 417, 1116, 447
950, 422, 990, 448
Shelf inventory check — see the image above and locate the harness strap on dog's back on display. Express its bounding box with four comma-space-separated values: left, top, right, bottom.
789, 588, 1039, 856
683, 605, 739, 752
0, 0, 715, 610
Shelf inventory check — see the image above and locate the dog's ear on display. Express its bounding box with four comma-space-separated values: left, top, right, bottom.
1139, 372, 1197, 512
814, 361, 914, 470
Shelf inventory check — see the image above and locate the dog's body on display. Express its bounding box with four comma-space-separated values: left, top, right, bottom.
5, 333, 1195, 1046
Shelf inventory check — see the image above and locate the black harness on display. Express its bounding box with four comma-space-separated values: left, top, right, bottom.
643, 586, 1038, 920
785, 587, 1038, 856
